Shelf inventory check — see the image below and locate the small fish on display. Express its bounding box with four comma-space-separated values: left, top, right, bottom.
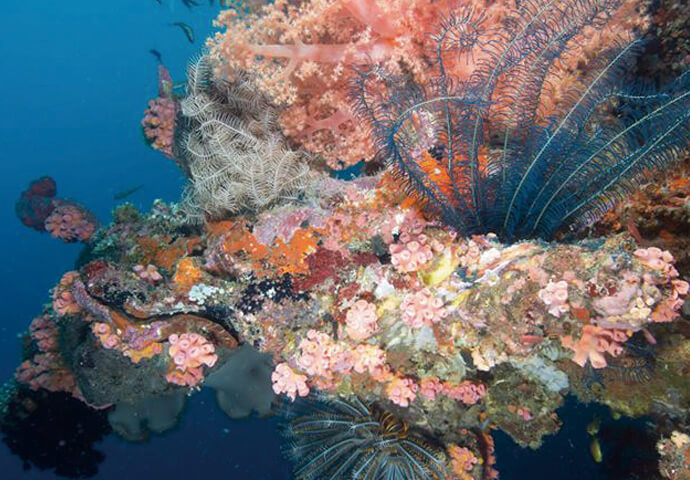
149, 49, 163, 64
610, 410, 622, 421
181, 0, 200, 9
114, 185, 144, 200
153, 0, 162, 4
171, 22, 194, 43
589, 437, 603, 463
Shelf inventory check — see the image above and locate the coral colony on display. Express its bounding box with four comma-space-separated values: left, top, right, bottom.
6, 1, 690, 479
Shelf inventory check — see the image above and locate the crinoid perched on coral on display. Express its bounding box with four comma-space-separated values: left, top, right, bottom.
283, 395, 462, 480
174, 56, 314, 221
354, 0, 690, 241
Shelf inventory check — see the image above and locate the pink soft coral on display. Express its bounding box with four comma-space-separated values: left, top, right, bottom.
16, 314, 82, 399
166, 332, 218, 386
208, 0, 453, 168
142, 97, 177, 159
208, 0, 648, 169
272, 362, 310, 401
15, 353, 79, 396
29, 315, 59, 352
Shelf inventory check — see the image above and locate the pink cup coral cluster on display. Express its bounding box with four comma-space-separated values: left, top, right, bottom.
650, 278, 689, 323
271, 362, 310, 401
166, 332, 218, 387
634, 247, 678, 276
390, 233, 434, 273
15, 314, 81, 398
296, 329, 351, 380
448, 444, 479, 480
444, 381, 487, 405
15, 353, 79, 396
142, 97, 177, 159
44, 203, 96, 242
386, 376, 418, 407
351, 344, 386, 375
538, 280, 569, 317
633, 248, 688, 323
419, 377, 445, 401
419, 377, 487, 405
289, 329, 403, 401
562, 324, 629, 368
92, 323, 121, 349
344, 299, 378, 340
133, 264, 163, 284
52, 271, 82, 316
400, 288, 448, 328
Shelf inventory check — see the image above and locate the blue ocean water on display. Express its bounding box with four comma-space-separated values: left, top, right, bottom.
0, 1, 660, 479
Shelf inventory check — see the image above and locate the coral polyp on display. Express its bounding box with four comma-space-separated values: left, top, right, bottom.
283, 396, 450, 480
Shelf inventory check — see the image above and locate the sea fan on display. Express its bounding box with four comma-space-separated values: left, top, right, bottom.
354, 0, 690, 241
175, 56, 313, 221
282, 395, 449, 480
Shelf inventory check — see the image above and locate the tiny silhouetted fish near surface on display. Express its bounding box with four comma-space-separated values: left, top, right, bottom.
171, 22, 194, 43
149, 49, 163, 64
181, 0, 200, 9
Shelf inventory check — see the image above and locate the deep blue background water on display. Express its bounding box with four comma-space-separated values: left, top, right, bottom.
0, 1, 656, 479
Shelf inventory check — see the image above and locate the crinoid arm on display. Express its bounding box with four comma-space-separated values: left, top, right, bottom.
354, 0, 690, 241
282, 395, 452, 480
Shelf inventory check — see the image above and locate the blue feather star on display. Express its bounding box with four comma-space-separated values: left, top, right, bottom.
353, 0, 690, 241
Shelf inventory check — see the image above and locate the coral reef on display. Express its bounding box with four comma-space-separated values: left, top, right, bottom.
9, 1, 690, 479
9, 170, 688, 472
